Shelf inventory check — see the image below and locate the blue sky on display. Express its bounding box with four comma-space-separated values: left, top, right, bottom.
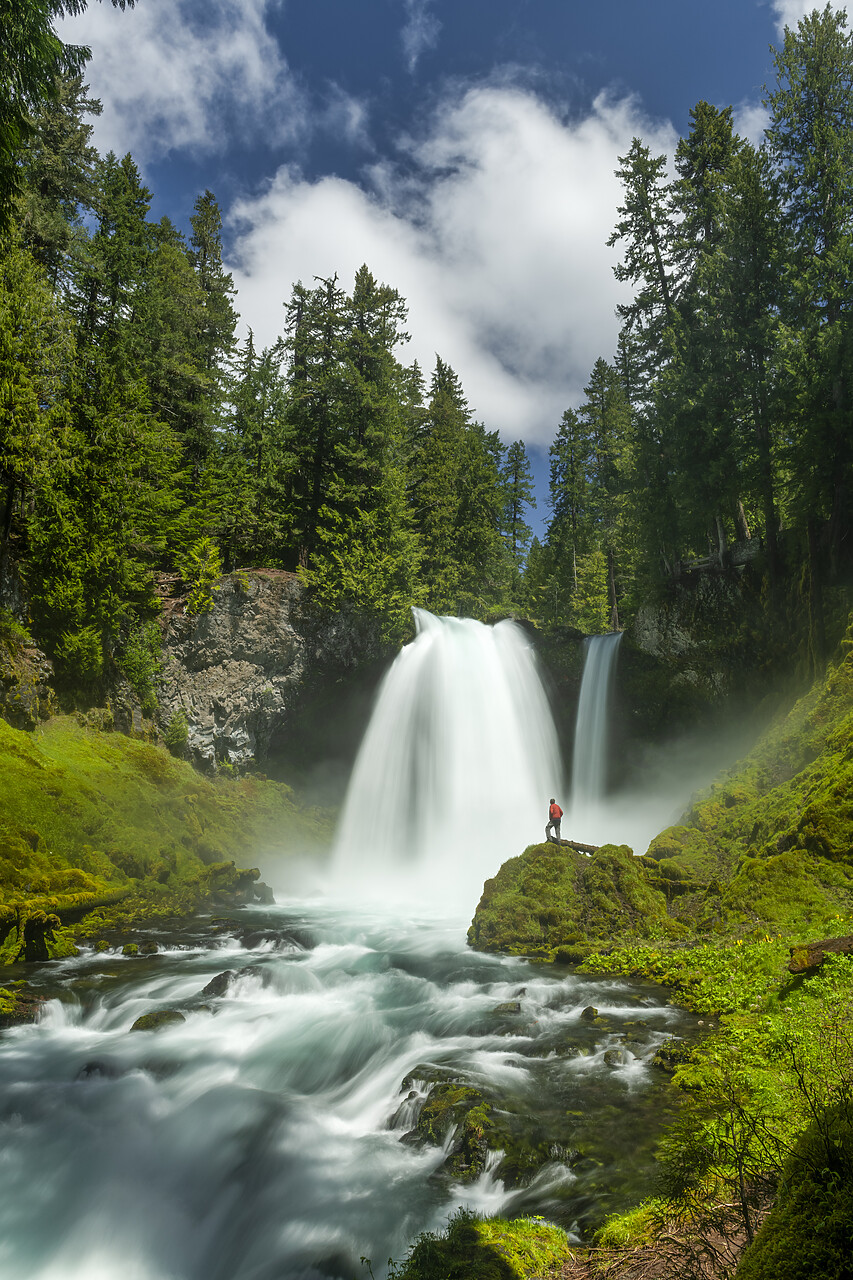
59, 0, 842, 531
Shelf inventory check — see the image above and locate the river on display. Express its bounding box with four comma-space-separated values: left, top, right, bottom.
0, 899, 696, 1280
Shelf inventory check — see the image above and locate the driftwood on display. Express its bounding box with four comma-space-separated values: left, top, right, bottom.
788, 933, 853, 974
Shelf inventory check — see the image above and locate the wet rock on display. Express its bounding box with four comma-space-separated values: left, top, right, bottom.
77, 1059, 122, 1080
200, 971, 235, 998
651, 1038, 694, 1073
139, 940, 159, 955
580, 1005, 599, 1022
130, 1009, 186, 1033
491, 1001, 522, 1014
603, 1048, 624, 1067
121, 943, 139, 957
407, 1081, 495, 1183
254, 882, 275, 905
0, 986, 44, 1030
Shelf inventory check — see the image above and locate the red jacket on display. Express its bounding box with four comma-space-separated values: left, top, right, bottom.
549, 803, 563, 821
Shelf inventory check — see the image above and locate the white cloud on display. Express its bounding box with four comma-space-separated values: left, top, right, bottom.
771, 0, 850, 32
733, 99, 769, 146
57, 0, 306, 162
401, 0, 441, 74
229, 85, 676, 446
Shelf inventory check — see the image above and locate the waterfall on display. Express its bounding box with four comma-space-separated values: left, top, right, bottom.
569, 632, 622, 831
332, 609, 563, 904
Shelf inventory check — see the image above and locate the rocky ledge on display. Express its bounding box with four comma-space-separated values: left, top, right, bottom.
158, 570, 385, 771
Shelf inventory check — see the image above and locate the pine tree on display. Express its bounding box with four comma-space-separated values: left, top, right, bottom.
501, 439, 535, 574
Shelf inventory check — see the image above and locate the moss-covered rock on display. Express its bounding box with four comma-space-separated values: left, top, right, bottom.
130, 1009, 186, 1032
468, 841, 683, 958
735, 1106, 853, 1280
388, 1207, 572, 1280
0, 714, 331, 962
0, 982, 44, 1028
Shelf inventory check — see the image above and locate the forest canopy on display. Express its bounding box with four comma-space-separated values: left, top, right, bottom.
2, 4, 853, 683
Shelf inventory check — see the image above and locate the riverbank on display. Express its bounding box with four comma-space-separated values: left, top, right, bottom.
0, 715, 331, 987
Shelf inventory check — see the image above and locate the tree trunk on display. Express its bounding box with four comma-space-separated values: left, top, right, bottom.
734, 498, 750, 543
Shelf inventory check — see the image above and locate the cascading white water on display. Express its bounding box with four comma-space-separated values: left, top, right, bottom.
568, 632, 622, 840
332, 609, 563, 903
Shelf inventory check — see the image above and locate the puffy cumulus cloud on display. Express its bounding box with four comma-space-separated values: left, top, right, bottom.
401, 0, 442, 74
229, 85, 675, 446
733, 100, 769, 147
771, 0, 850, 31
57, 0, 306, 162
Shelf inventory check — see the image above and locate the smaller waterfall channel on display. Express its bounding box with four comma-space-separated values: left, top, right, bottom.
568, 632, 623, 844
0, 614, 700, 1280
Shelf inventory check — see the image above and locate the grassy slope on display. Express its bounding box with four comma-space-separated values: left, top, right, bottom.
0, 715, 331, 964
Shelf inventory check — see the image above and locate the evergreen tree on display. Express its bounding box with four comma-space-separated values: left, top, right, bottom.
15, 71, 101, 285
765, 4, 853, 588
284, 274, 348, 566
0, 232, 73, 578
501, 439, 535, 574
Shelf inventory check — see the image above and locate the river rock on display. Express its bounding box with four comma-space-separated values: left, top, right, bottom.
200, 971, 235, 998
491, 1001, 522, 1014
130, 1010, 186, 1033
580, 1005, 599, 1022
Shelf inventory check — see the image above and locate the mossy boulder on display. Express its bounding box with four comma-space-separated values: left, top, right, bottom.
736, 1106, 853, 1280
0, 715, 329, 961
389, 1207, 572, 1280
130, 1009, 186, 1032
408, 1079, 497, 1183
0, 983, 44, 1029
468, 842, 681, 958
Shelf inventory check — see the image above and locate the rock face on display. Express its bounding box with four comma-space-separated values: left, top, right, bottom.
158, 570, 384, 770
0, 639, 55, 730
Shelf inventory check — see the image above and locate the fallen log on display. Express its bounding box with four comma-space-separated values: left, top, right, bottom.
788, 934, 853, 974
545, 835, 599, 854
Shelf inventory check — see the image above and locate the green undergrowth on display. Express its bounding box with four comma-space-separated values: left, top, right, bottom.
0, 715, 331, 961
642, 617, 853, 932
582, 945, 853, 1274
382, 1208, 573, 1280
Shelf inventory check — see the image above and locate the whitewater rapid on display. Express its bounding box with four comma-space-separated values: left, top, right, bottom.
0, 902, 692, 1280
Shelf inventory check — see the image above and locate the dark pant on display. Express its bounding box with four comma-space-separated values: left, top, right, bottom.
545, 820, 561, 843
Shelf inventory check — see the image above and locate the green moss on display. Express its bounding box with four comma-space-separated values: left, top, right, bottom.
595, 1199, 665, 1248
736, 1107, 853, 1280
387, 1208, 572, 1280
468, 842, 677, 958
130, 1009, 186, 1032
0, 715, 332, 960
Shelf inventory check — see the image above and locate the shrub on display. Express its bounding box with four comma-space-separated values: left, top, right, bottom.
163, 708, 189, 754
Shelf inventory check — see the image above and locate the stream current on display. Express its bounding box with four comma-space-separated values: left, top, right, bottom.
0, 900, 696, 1280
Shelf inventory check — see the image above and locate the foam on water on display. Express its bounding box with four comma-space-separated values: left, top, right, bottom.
0, 904, 693, 1280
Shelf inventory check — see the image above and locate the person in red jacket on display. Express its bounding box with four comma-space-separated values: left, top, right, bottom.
545, 798, 563, 844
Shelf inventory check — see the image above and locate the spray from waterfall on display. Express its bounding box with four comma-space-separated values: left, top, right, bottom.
331, 609, 563, 905
568, 632, 623, 841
